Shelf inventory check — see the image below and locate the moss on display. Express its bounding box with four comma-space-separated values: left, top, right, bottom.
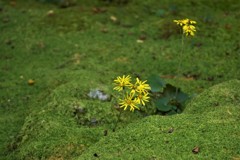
4, 74, 102, 159
79, 114, 240, 159
0, 0, 240, 159
6, 80, 240, 159
6, 72, 145, 159
79, 80, 240, 159
185, 79, 240, 114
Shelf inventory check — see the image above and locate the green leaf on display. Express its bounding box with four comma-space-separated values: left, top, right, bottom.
162, 84, 178, 98
177, 108, 182, 113
176, 91, 189, 104
172, 105, 177, 110
163, 84, 189, 104
154, 97, 174, 112
147, 75, 166, 92
167, 110, 177, 115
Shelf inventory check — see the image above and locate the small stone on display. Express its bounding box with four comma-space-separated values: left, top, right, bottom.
88, 89, 109, 101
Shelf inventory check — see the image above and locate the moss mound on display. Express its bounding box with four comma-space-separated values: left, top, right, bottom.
79, 113, 240, 159
7, 80, 240, 159
7, 71, 143, 159
79, 80, 240, 160
185, 79, 240, 114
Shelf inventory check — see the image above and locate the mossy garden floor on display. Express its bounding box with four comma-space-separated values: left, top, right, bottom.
0, 0, 239, 159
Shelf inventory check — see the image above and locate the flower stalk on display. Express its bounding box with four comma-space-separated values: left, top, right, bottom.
173, 18, 197, 96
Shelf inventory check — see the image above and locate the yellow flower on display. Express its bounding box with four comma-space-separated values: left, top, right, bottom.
173, 18, 197, 36
174, 19, 197, 26
190, 20, 196, 24
173, 20, 183, 26
119, 93, 139, 112
183, 25, 196, 36
129, 82, 138, 94
135, 78, 151, 94
129, 78, 151, 94
181, 19, 189, 25
113, 75, 131, 91
136, 93, 150, 106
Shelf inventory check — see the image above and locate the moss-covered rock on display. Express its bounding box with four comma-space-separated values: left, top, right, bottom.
7, 99, 105, 159
185, 79, 240, 114
8, 80, 240, 159
79, 113, 240, 159
7, 72, 144, 159
78, 80, 240, 159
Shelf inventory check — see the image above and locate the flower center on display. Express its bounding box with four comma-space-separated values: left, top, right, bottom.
126, 99, 132, 105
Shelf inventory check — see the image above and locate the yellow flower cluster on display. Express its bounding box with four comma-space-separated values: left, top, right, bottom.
113, 75, 151, 112
173, 18, 197, 36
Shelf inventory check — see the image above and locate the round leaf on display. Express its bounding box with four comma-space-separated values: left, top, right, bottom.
147, 75, 166, 92
154, 97, 173, 112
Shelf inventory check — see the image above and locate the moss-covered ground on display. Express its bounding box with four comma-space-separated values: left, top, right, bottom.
0, 0, 239, 159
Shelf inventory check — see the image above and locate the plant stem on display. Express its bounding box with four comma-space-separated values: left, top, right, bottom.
175, 33, 184, 97
113, 109, 122, 132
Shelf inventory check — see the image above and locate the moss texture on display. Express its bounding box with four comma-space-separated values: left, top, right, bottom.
79, 80, 240, 160
0, 0, 240, 159
185, 79, 240, 114
6, 79, 240, 159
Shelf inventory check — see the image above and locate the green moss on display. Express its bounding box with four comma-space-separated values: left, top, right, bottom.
6, 73, 145, 159
79, 114, 240, 159
79, 80, 240, 159
185, 79, 240, 114
0, 0, 240, 159
6, 80, 240, 159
